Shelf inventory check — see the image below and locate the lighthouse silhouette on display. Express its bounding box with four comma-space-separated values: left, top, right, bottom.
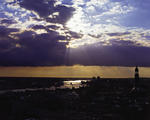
134, 66, 139, 87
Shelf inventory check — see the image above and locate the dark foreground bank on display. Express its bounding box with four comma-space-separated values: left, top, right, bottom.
0, 77, 150, 120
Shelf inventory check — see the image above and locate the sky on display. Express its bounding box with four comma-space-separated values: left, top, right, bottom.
0, 0, 150, 67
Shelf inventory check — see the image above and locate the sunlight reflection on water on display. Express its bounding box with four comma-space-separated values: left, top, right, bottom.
0, 79, 90, 94
62, 80, 89, 89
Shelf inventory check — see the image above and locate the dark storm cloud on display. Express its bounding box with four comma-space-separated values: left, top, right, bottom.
68, 45, 150, 67
45, 5, 75, 24
32, 25, 46, 30
0, 26, 18, 52
17, 30, 68, 48
110, 39, 139, 46
0, 0, 80, 66
0, 20, 69, 66
107, 32, 131, 36
31, 25, 63, 34
0, 30, 68, 66
0, 37, 14, 51
1, 19, 16, 25
144, 36, 150, 40
0, 26, 19, 36
46, 25, 60, 30
19, 0, 75, 24
68, 31, 83, 39
140, 33, 150, 40
88, 34, 101, 38
19, 0, 53, 17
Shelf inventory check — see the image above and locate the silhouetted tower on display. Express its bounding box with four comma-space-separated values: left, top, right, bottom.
134, 66, 139, 87
135, 66, 139, 79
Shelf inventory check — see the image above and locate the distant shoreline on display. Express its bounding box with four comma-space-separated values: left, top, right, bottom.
0, 77, 150, 80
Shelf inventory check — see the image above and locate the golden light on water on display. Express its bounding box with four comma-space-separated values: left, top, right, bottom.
0, 66, 150, 78
63, 80, 88, 89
